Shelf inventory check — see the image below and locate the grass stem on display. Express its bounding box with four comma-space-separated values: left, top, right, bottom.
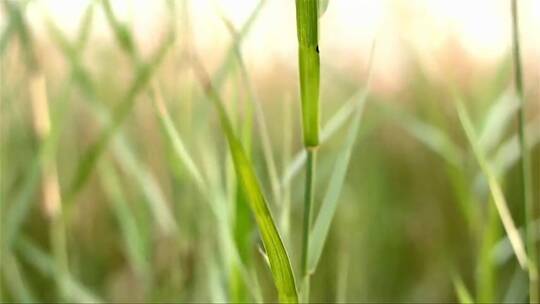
301, 148, 317, 302
510, 1, 538, 302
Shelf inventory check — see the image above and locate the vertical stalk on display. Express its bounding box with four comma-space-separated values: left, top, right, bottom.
301, 149, 317, 302
510, 1, 537, 302
295, 1, 320, 301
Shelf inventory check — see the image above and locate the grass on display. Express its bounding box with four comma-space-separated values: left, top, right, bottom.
1, 0, 539, 303
295, 1, 321, 301
510, 0, 538, 301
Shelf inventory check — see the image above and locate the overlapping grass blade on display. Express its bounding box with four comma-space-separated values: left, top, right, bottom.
152, 84, 263, 301
455, 100, 528, 268
16, 238, 102, 303
492, 220, 540, 266
308, 88, 369, 272
43, 14, 177, 233
510, 1, 537, 300
2, 252, 37, 303
492, 119, 540, 177
98, 163, 151, 284
102, 0, 138, 61
193, 60, 298, 303
220, 17, 281, 205
307, 43, 373, 273
281, 91, 359, 187
376, 102, 463, 167
213, 0, 266, 88
66, 32, 173, 203
152, 84, 205, 191
75, 1, 94, 49
478, 89, 519, 153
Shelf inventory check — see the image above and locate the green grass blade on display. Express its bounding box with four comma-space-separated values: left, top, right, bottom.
503, 267, 528, 303
455, 100, 528, 268
152, 84, 205, 191
296, 0, 320, 147
98, 163, 150, 281
193, 61, 298, 303
66, 45, 170, 203
492, 119, 540, 177
153, 83, 263, 302
76, 1, 95, 50
220, 18, 282, 206
452, 274, 474, 304
213, 0, 266, 88
43, 13, 177, 234
16, 238, 103, 303
318, 0, 329, 17
2, 252, 37, 303
112, 135, 178, 234
492, 220, 539, 266
478, 90, 519, 153
510, 1, 537, 300
281, 89, 360, 187
102, 0, 138, 61
376, 102, 463, 167
308, 88, 368, 272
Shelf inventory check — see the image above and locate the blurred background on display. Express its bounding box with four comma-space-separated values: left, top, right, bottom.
1, 0, 539, 302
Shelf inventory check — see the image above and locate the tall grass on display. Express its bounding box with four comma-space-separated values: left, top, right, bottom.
510, 1, 538, 302
2, 0, 539, 303
295, 1, 320, 301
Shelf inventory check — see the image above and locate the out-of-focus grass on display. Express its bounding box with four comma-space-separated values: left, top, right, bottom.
1, 0, 539, 303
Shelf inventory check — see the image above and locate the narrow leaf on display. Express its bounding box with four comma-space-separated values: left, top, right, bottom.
456, 100, 528, 268
193, 60, 298, 303
308, 88, 368, 272
452, 275, 474, 304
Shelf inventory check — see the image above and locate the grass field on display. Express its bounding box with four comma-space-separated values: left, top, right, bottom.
1, 0, 539, 302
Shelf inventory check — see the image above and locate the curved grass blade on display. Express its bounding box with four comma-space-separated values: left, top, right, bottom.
66, 36, 173, 203
492, 119, 540, 177
456, 100, 528, 268
318, 0, 329, 17
478, 89, 519, 153
376, 102, 463, 167
307, 88, 368, 272
220, 17, 281, 206
193, 60, 298, 303
152, 84, 263, 302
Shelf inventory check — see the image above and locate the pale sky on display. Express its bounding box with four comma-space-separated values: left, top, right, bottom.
15, 0, 540, 90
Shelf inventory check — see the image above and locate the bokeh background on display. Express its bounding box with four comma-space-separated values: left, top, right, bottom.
1, 0, 539, 302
